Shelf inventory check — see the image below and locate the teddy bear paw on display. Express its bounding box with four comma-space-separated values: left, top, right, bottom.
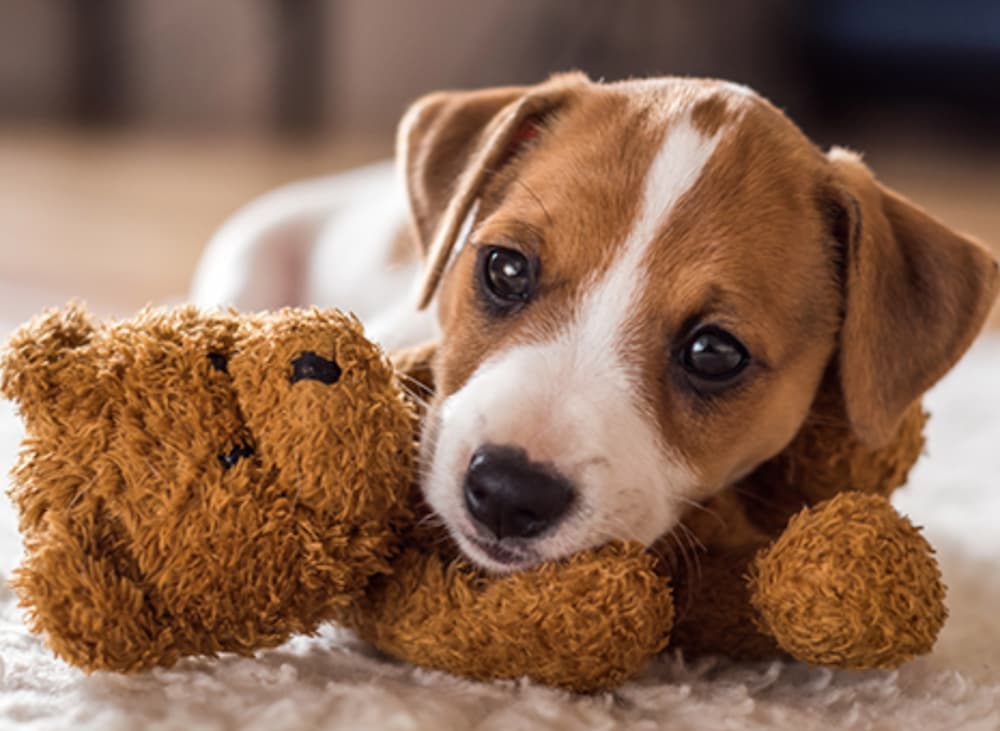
748, 492, 946, 669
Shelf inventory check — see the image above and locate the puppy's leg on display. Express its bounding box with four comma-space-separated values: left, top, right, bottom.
667, 543, 783, 661
190, 161, 401, 313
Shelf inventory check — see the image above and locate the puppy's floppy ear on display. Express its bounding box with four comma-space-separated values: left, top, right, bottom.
397, 72, 589, 309
827, 147, 999, 446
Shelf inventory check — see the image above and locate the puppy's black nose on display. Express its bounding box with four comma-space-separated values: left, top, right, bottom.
463, 444, 574, 540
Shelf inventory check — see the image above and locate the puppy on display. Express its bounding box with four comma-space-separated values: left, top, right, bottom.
195, 73, 999, 574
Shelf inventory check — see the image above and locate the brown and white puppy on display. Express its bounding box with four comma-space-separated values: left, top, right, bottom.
196, 73, 999, 575
398, 73, 999, 572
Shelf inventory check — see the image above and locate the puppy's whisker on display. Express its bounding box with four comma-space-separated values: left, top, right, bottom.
670, 530, 702, 619
398, 381, 432, 411
676, 522, 707, 556
396, 369, 433, 390
477, 165, 552, 228
798, 411, 852, 428
670, 532, 696, 587
414, 512, 448, 530
676, 522, 706, 587
397, 371, 434, 398
731, 486, 788, 513
668, 496, 727, 529
400, 386, 431, 406
511, 177, 554, 228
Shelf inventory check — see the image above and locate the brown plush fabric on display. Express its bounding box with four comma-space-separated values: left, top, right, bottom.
340, 535, 673, 694
750, 492, 947, 669
1, 304, 947, 691
2, 305, 416, 671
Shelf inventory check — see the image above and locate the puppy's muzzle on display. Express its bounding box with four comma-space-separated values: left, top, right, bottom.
463, 444, 575, 540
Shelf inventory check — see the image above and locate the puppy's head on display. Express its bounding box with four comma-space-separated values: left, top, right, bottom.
400, 73, 999, 572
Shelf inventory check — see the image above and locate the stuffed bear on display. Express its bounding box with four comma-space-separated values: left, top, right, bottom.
1, 304, 945, 692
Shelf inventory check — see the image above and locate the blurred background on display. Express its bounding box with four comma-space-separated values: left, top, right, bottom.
1, 0, 998, 326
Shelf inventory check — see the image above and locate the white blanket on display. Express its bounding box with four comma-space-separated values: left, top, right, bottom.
1, 318, 998, 731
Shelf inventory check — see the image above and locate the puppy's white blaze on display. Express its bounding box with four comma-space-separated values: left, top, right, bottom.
576, 115, 724, 380
720, 80, 755, 97
426, 112, 724, 566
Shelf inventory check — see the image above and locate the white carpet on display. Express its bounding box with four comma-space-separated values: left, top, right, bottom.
1, 330, 998, 731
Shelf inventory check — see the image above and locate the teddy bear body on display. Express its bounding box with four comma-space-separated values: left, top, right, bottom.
1, 305, 946, 692
2, 306, 417, 670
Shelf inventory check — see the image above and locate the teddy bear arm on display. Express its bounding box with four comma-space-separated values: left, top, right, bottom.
748, 491, 947, 669
338, 541, 674, 693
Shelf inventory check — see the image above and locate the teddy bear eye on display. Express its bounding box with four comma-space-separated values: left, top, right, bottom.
290, 352, 342, 385
208, 352, 229, 373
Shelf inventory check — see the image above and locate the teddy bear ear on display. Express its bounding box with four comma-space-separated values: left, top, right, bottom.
1, 303, 98, 415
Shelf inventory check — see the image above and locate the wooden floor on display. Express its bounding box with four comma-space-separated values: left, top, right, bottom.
0, 126, 390, 321
0, 126, 997, 329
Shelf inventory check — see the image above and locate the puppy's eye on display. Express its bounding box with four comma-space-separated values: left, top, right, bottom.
681, 327, 749, 384
480, 246, 534, 308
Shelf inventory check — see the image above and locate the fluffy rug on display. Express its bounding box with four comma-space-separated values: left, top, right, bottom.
1, 325, 998, 731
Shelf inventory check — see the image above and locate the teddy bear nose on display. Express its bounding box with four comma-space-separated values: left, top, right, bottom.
463, 444, 574, 540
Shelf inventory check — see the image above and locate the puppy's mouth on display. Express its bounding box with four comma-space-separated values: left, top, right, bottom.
460, 532, 540, 572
